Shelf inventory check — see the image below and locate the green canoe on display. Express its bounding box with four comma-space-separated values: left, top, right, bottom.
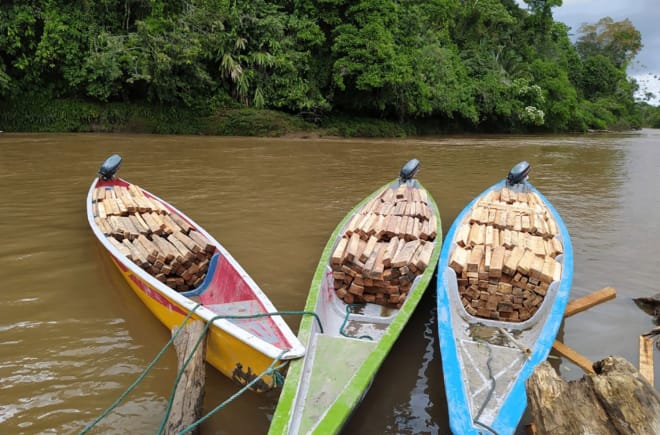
269, 159, 442, 434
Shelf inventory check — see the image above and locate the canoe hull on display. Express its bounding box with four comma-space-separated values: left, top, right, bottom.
271, 178, 442, 434
108, 254, 279, 389
88, 171, 304, 392
437, 180, 573, 434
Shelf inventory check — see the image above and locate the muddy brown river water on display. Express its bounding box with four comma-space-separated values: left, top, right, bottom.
0, 131, 658, 434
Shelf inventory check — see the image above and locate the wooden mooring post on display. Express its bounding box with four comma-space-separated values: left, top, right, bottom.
164, 320, 207, 435
526, 287, 660, 434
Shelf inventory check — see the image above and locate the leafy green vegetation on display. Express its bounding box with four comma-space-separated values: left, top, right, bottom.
0, 1, 653, 136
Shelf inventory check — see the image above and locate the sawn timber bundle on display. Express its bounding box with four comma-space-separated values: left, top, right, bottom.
91, 184, 215, 292
330, 183, 438, 308
447, 187, 564, 322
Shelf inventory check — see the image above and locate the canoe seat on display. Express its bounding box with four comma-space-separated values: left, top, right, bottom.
205, 300, 262, 317
205, 300, 283, 346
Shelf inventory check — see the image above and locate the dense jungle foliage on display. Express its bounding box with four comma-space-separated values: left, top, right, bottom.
0, 0, 655, 135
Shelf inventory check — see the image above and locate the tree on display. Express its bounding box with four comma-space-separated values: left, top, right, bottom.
522, 0, 562, 49
576, 17, 642, 69
331, 0, 407, 108
577, 54, 625, 99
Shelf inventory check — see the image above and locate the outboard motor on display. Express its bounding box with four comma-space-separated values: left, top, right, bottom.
399, 158, 420, 184
99, 154, 122, 181
506, 161, 531, 186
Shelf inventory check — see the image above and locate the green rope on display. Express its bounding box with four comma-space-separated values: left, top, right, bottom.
158, 310, 323, 434
79, 303, 202, 435
82, 307, 322, 434
339, 303, 373, 340
173, 350, 289, 435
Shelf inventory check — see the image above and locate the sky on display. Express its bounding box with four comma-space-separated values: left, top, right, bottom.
522, 0, 660, 104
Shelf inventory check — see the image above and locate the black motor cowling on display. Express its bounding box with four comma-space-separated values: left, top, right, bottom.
99, 154, 122, 180
506, 161, 531, 185
399, 158, 420, 183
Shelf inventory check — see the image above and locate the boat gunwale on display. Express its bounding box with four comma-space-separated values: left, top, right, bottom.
87, 176, 305, 360
436, 179, 574, 434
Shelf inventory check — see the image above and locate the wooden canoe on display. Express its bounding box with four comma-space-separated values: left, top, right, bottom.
86, 154, 304, 391
436, 161, 574, 434
269, 159, 442, 434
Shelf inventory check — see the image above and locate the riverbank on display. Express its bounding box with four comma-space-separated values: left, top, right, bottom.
0, 97, 436, 138
1, 97, 651, 138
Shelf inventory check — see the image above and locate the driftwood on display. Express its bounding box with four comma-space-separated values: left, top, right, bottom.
550, 287, 617, 373
634, 293, 660, 325
634, 293, 660, 351
526, 356, 660, 434
164, 320, 207, 435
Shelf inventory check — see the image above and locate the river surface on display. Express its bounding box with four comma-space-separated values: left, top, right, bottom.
0, 131, 658, 434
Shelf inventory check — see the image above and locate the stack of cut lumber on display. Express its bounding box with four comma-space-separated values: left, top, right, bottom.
92, 184, 216, 292
448, 187, 563, 322
329, 184, 438, 309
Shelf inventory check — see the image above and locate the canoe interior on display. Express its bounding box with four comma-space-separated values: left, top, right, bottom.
437, 180, 573, 434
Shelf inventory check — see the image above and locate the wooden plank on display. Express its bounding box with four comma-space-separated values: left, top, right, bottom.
131, 238, 154, 265
639, 335, 654, 385
449, 245, 469, 274
107, 235, 131, 257
415, 240, 435, 272
467, 245, 485, 273
331, 237, 349, 265
141, 212, 163, 234
171, 230, 203, 254
502, 245, 524, 276
345, 232, 362, 262
188, 230, 215, 253
162, 213, 184, 234
489, 246, 505, 278
392, 239, 421, 268
169, 213, 192, 232
564, 287, 617, 318
368, 243, 387, 278
428, 215, 438, 239
383, 236, 399, 268
552, 340, 595, 374
344, 213, 363, 236
136, 234, 161, 260
363, 244, 383, 278
516, 248, 535, 274
122, 238, 146, 265
455, 223, 470, 247
167, 234, 195, 262
360, 236, 379, 263
151, 235, 178, 263
539, 258, 555, 284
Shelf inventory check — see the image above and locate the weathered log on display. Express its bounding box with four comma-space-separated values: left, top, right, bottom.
633, 292, 660, 324
164, 320, 206, 435
526, 357, 660, 435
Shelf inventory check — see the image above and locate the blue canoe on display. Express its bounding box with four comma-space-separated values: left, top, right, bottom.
436, 162, 574, 434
